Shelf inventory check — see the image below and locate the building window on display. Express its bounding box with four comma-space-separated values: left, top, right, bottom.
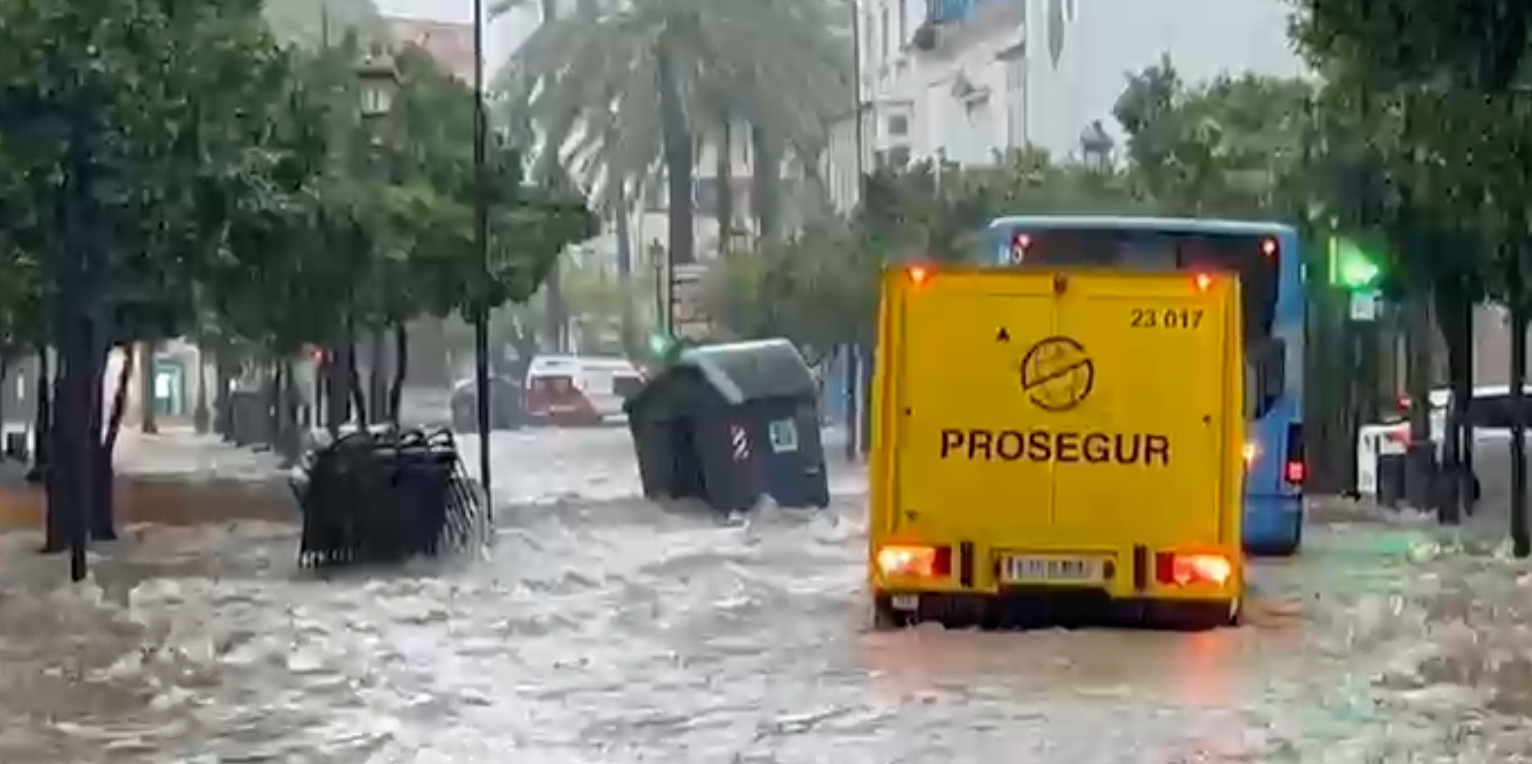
899, 0, 909, 47
888, 145, 911, 168
887, 114, 910, 137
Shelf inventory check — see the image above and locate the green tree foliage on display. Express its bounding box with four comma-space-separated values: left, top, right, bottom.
0, 0, 593, 544
1114, 57, 1313, 218
1289, 0, 1532, 527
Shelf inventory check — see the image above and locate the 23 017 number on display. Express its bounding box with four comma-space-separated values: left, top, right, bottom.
1130, 307, 1204, 329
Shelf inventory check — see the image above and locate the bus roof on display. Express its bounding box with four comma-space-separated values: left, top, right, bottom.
988, 215, 1297, 237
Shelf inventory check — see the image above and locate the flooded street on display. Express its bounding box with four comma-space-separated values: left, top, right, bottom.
3, 429, 1532, 762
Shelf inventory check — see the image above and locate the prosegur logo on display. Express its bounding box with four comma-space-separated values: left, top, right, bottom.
1019, 336, 1094, 412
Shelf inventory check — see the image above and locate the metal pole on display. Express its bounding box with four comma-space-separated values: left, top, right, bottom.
472, 0, 493, 513
843, 0, 864, 461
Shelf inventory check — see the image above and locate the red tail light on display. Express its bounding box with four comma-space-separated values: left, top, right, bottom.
1194, 272, 1214, 291
876, 544, 951, 578
1284, 421, 1305, 486
907, 266, 931, 286
1154, 552, 1232, 586
1010, 233, 1032, 263
1284, 460, 1306, 484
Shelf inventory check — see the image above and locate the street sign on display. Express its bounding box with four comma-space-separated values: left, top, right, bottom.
1349, 290, 1379, 321
669, 263, 713, 341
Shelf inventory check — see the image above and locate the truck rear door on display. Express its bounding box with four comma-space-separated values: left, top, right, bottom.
895, 271, 1056, 538
1047, 273, 1230, 546
890, 269, 1232, 549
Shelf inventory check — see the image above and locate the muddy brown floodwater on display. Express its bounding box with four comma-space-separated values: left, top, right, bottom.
2, 429, 1532, 763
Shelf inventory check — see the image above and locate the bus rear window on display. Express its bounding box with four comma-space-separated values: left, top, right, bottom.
1002, 228, 1279, 341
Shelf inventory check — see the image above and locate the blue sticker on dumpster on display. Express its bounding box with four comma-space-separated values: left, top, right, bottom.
769, 419, 799, 453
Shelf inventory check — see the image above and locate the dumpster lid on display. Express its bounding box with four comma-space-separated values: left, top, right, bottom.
675, 339, 816, 405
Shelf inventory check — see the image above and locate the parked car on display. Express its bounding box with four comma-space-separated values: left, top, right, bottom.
1355, 385, 1532, 498
523, 355, 644, 427
449, 375, 524, 433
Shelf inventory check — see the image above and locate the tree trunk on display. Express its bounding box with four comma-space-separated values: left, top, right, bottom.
214, 349, 234, 440
368, 328, 387, 424
91, 343, 134, 541
102, 345, 133, 456
388, 322, 408, 426
1403, 289, 1436, 511
1435, 285, 1473, 524
139, 339, 158, 434
276, 359, 300, 466
193, 348, 211, 434
347, 341, 367, 429
1511, 300, 1529, 558
324, 349, 346, 438
0, 353, 9, 446
87, 325, 115, 541
615, 191, 639, 357
29, 344, 50, 485
716, 112, 734, 256
750, 125, 782, 246
545, 261, 568, 352
656, 32, 696, 266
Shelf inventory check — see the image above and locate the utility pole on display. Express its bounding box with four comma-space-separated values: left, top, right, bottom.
843, 0, 865, 461
471, 0, 494, 513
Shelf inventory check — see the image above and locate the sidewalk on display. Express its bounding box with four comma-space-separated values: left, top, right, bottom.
0, 427, 293, 533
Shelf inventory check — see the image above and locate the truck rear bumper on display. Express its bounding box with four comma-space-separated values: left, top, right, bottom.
874, 590, 1238, 631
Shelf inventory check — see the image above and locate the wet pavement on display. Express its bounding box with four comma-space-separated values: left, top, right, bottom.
3, 429, 1532, 762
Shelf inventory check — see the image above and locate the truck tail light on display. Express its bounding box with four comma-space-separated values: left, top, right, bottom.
1154, 552, 1232, 586
1284, 421, 1305, 486
876, 544, 951, 578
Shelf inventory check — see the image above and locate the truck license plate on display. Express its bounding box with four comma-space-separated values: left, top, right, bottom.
1003, 556, 1100, 584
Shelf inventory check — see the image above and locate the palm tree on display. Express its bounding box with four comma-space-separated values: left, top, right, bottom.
493, 0, 850, 264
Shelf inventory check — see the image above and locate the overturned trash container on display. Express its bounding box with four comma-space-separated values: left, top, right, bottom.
625, 338, 830, 513
291, 427, 490, 568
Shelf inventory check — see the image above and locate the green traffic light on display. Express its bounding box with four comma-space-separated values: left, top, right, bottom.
648, 332, 674, 356
1328, 236, 1381, 289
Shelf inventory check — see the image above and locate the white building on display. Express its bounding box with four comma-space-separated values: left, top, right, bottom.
826, 0, 1306, 212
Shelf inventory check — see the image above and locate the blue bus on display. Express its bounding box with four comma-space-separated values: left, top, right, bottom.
984, 215, 1305, 556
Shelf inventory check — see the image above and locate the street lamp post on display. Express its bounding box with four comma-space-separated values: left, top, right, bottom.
844, 0, 865, 461
471, 0, 494, 513
356, 50, 399, 428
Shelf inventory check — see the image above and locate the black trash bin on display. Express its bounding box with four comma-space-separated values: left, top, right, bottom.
228, 389, 271, 447
624, 338, 830, 513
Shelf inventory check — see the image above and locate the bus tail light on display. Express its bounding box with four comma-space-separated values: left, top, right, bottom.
1154, 552, 1233, 586
1284, 422, 1306, 486
1260, 236, 1279, 258
876, 544, 951, 578
907, 266, 931, 286
1194, 272, 1214, 291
